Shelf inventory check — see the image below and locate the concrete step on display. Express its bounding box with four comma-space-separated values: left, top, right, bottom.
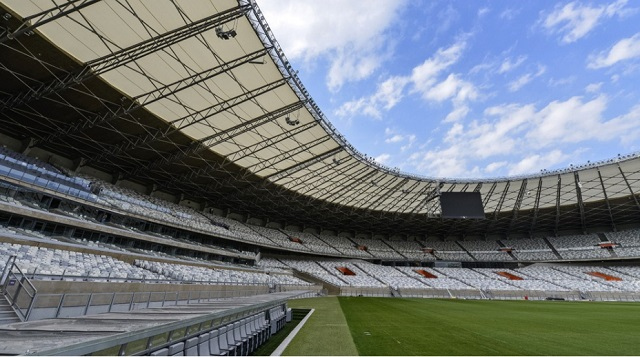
0, 297, 20, 324
0, 317, 20, 325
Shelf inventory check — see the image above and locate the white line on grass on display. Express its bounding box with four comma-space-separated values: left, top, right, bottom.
271, 309, 315, 356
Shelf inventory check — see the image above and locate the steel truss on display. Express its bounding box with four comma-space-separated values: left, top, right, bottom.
0, 0, 639, 238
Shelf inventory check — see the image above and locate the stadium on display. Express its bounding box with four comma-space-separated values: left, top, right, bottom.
1, 0, 640, 355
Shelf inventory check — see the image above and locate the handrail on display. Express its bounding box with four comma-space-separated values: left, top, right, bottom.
21, 283, 317, 321
0, 255, 16, 286
1, 255, 38, 321
24, 272, 281, 286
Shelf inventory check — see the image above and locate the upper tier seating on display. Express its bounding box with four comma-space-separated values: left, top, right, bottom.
384, 240, 435, 260
277, 259, 348, 286
0, 241, 308, 286
279, 230, 342, 255
0, 147, 96, 201
547, 234, 600, 249
394, 266, 473, 289
315, 261, 385, 287
316, 234, 373, 258
2, 148, 640, 263
249, 226, 313, 252
500, 237, 557, 261
0, 242, 165, 280
350, 237, 404, 260
353, 262, 427, 289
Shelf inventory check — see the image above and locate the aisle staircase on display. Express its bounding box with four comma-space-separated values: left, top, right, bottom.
0, 296, 20, 325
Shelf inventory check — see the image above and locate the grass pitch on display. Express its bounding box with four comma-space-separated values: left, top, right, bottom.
285, 296, 640, 355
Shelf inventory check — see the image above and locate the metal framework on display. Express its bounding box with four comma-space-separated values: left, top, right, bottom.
1, 0, 640, 238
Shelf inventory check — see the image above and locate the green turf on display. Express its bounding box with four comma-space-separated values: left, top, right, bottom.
338, 297, 640, 355
282, 297, 358, 356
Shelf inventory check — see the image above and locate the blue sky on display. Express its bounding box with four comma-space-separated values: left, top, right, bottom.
257, 0, 640, 179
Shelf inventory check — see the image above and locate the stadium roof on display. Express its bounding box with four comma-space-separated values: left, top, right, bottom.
1, 0, 640, 237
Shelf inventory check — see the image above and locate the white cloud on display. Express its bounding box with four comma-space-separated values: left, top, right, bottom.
508, 65, 546, 92
334, 76, 409, 119
410, 40, 467, 95
500, 8, 520, 20
444, 105, 470, 123
327, 50, 383, 91
334, 96, 380, 119
405, 96, 640, 178
508, 150, 569, 175
525, 96, 607, 146
400, 135, 417, 152
485, 161, 508, 173
498, 56, 527, 74
588, 32, 640, 68
385, 135, 404, 144
540, 0, 629, 43
422, 73, 478, 104
375, 153, 391, 164
585, 82, 603, 93
336, 39, 477, 121
548, 76, 577, 87
257, 0, 407, 90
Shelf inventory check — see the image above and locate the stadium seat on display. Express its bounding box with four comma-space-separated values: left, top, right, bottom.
184, 337, 199, 356
168, 342, 184, 356
197, 333, 210, 356
150, 348, 169, 356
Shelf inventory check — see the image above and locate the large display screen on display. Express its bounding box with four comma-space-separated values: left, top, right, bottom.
439, 192, 485, 219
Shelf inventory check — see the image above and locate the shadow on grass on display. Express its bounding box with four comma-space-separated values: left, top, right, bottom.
251, 309, 312, 356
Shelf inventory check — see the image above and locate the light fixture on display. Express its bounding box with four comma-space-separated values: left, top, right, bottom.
216, 27, 237, 40
285, 116, 299, 126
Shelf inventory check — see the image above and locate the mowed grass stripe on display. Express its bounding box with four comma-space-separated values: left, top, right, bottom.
283, 297, 358, 356
338, 297, 640, 356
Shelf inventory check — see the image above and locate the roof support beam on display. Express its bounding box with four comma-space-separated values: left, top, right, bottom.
573, 171, 587, 233
313, 166, 377, 203
271, 149, 350, 195
597, 168, 616, 232
0, 0, 101, 44
166, 122, 315, 185
555, 174, 562, 234
530, 177, 543, 233
227, 121, 318, 163
242, 136, 334, 175
493, 181, 510, 219
300, 161, 371, 201
1, 3, 252, 110
617, 164, 640, 214
342, 171, 394, 209
84, 77, 290, 166
384, 180, 423, 213
172, 120, 320, 184
361, 177, 408, 211
33, 47, 272, 147
483, 181, 509, 236
264, 146, 342, 182
410, 183, 439, 216
508, 179, 528, 234
482, 182, 498, 208
126, 101, 305, 178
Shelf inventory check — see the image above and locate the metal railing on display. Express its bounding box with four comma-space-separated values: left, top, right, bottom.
28, 288, 265, 321
0, 255, 37, 321
21, 283, 319, 321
